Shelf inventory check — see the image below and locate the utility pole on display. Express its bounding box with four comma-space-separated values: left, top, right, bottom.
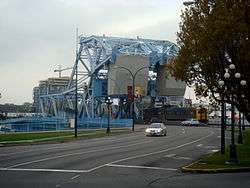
74, 28, 79, 138
221, 93, 225, 154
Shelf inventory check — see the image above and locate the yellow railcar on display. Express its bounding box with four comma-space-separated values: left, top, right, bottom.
193, 107, 208, 123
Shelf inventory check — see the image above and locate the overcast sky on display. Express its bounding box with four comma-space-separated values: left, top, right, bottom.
0, 0, 192, 104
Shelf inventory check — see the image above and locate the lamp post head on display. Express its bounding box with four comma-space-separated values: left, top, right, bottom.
235, 72, 241, 79
224, 72, 230, 79
218, 80, 225, 87
240, 80, 247, 86
229, 64, 235, 70
105, 96, 113, 105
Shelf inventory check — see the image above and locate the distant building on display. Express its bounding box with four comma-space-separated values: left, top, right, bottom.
0, 103, 34, 114
33, 77, 71, 113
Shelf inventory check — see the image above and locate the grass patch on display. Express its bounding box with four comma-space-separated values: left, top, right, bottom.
188, 130, 250, 169
0, 129, 131, 145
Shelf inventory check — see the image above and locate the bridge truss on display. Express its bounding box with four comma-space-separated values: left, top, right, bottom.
39, 35, 179, 119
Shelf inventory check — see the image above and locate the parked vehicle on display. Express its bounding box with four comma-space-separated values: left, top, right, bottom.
143, 107, 193, 124
145, 123, 167, 136
181, 119, 206, 126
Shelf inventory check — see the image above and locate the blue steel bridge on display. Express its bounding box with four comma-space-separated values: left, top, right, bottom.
1, 35, 179, 131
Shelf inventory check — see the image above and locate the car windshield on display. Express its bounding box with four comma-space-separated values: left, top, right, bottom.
149, 123, 162, 128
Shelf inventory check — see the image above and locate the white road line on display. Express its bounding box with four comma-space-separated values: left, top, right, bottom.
106, 164, 177, 171
174, 156, 192, 160
164, 154, 176, 158
85, 131, 215, 172
1, 133, 144, 156
5, 130, 181, 168
164, 154, 192, 160
86, 164, 109, 172
211, 149, 219, 152
204, 146, 216, 149
6, 140, 153, 168
0, 167, 88, 173
70, 174, 81, 180
1, 127, 184, 157
107, 131, 214, 165
0, 131, 214, 174
197, 144, 203, 147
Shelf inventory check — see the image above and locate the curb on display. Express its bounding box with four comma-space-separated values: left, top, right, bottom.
181, 162, 250, 173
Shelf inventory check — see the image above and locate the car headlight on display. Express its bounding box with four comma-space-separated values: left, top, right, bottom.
145, 129, 150, 133
156, 129, 162, 133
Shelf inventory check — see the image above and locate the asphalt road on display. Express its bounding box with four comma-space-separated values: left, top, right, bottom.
0, 125, 249, 188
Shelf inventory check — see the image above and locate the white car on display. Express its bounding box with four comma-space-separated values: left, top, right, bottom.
145, 123, 167, 136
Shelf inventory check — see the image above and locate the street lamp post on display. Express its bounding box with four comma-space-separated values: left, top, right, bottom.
218, 80, 226, 154
106, 97, 113, 134
242, 113, 245, 131
114, 66, 148, 131
238, 112, 243, 144
230, 93, 237, 163
74, 61, 78, 138
223, 63, 247, 163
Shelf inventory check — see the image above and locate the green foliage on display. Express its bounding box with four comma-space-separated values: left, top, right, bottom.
169, 0, 250, 121
0, 129, 130, 144
190, 130, 250, 169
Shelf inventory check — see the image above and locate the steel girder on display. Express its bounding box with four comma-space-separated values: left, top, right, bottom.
39, 35, 179, 118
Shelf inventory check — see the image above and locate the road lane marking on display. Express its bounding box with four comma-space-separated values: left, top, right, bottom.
85, 131, 215, 172
70, 174, 81, 180
212, 149, 219, 152
0, 133, 145, 156
204, 146, 216, 149
86, 164, 109, 172
0, 167, 88, 173
5, 130, 182, 168
0, 130, 214, 174
6, 140, 153, 168
106, 164, 177, 171
174, 156, 192, 160
1, 126, 184, 157
164, 154, 176, 158
164, 154, 192, 160
197, 144, 203, 147
107, 131, 214, 165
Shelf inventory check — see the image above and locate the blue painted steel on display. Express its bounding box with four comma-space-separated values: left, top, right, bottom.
0, 117, 132, 132
37, 35, 179, 119
78, 118, 132, 129
93, 78, 107, 97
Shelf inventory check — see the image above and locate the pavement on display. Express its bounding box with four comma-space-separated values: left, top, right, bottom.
0, 125, 250, 187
